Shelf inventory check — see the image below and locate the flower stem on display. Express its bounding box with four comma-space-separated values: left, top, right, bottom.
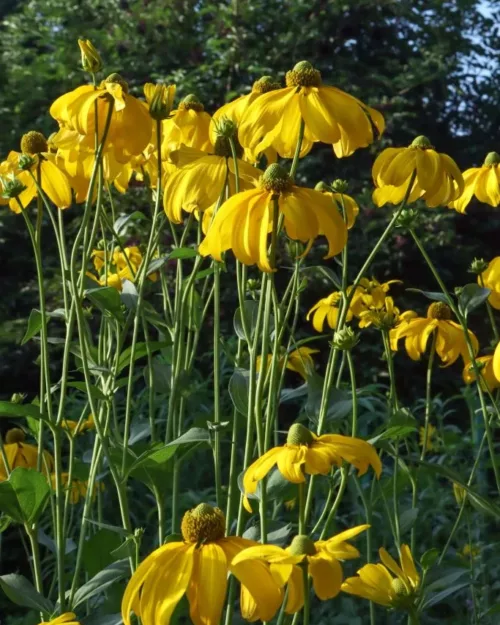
302, 564, 310, 625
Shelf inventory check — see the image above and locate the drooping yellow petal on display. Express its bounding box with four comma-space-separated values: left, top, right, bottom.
308, 552, 343, 599
187, 543, 228, 625
242, 446, 284, 496
40, 158, 73, 209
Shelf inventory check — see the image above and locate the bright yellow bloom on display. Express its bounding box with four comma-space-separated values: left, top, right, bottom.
419, 424, 439, 451
161, 94, 212, 159
492, 341, 500, 382
390, 302, 478, 366
144, 82, 176, 121
78, 39, 102, 74
307, 291, 353, 332
349, 278, 401, 318
50, 73, 152, 163
319, 190, 359, 229
243, 423, 381, 512
233, 527, 369, 615
478, 257, 500, 309
164, 122, 261, 223
122, 503, 283, 625
359, 297, 417, 330
5, 132, 73, 213
448, 152, 500, 213
372, 135, 464, 208
199, 163, 347, 272
87, 246, 156, 291
463, 354, 500, 391
0, 428, 54, 481
238, 61, 384, 159
342, 544, 420, 608
39, 613, 80, 625
61, 414, 95, 436
256, 347, 318, 380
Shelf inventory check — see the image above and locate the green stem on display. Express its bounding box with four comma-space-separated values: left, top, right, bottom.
213, 260, 223, 508
298, 481, 306, 534
301, 564, 310, 625
319, 467, 348, 539
289, 119, 305, 180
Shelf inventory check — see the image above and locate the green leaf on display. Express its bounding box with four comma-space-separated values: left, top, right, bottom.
418, 461, 500, 519
21, 309, 44, 345
458, 283, 490, 317
399, 507, 419, 534
66, 382, 107, 401
0, 401, 47, 421
422, 582, 470, 609
84, 518, 130, 538
143, 360, 171, 393
82, 529, 122, 577
406, 288, 448, 303
113, 211, 148, 236
233, 300, 274, 342
301, 265, 341, 289
0, 573, 53, 612
0, 468, 50, 524
420, 548, 440, 569
117, 341, 171, 374
168, 247, 198, 260
85, 286, 125, 323
120, 279, 139, 310
72, 559, 130, 609
228, 369, 249, 415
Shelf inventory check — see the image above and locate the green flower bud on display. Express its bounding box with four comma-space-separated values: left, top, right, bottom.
332, 326, 359, 350
469, 258, 489, 275
331, 179, 349, 193
78, 38, 103, 74
1, 174, 27, 199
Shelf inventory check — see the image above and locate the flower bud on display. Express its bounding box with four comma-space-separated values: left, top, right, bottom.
1, 174, 27, 199
396, 208, 420, 230
452, 482, 468, 506
78, 39, 103, 74
332, 326, 359, 350
10, 393, 27, 404
147, 83, 176, 121
331, 179, 349, 193
469, 257, 488, 275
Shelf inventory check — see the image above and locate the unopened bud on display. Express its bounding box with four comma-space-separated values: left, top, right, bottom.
1, 174, 26, 199
147, 83, 176, 121
78, 39, 103, 74
469, 258, 488, 275
332, 326, 359, 350
331, 179, 349, 193
452, 482, 468, 506
10, 393, 27, 404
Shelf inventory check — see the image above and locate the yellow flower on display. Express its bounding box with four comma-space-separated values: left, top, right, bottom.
233, 527, 369, 615
5, 132, 73, 213
307, 291, 353, 332
242, 423, 381, 512
359, 297, 417, 330
39, 613, 80, 625
389, 302, 478, 366
199, 163, 347, 272
315, 182, 359, 229
87, 246, 156, 291
50, 73, 152, 163
372, 135, 464, 208
163, 121, 262, 223
238, 61, 384, 159
144, 82, 176, 121
477, 256, 500, 309
419, 424, 439, 451
0, 428, 54, 481
460, 543, 480, 559
256, 347, 318, 380
349, 277, 401, 318
342, 544, 420, 608
78, 39, 102, 74
61, 414, 95, 436
121, 503, 283, 625
161, 94, 212, 159
448, 152, 500, 213
50, 472, 103, 504
463, 354, 500, 391
492, 341, 500, 382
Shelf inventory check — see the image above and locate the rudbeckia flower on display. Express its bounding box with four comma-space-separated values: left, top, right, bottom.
242, 423, 382, 512
6, 131, 73, 213
315, 180, 359, 229
463, 354, 500, 391
448, 152, 500, 213
87, 246, 156, 291
233, 527, 369, 615
349, 277, 401, 318
39, 613, 81, 625
161, 94, 212, 159
419, 424, 439, 451
372, 135, 464, 208
50, 473, 101, 504
61, 414, 95, 436
198, 163, 347, 272
307, 291, 353, 332
238, 61, 384, 159
477, 256, 500, 309
121, 503, 283, 625
342, 544, 420, 609
358, 297, 417, 330
491, 341, 500, 383
163, 119, 261, 223
0, 428, 54, 480
389, 302, 478, 366
256, 346, 318, 380
50, 73, 152, 163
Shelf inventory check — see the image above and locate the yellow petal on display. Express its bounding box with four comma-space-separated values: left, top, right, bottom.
40, 159, 73, 209
308, 552, 343, 599
242, 446, 283, 495
187, 543, 228, 625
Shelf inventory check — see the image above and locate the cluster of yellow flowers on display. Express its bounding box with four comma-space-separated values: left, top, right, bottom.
4, 38, 499, 625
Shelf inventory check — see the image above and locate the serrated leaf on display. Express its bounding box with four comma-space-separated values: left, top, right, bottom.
0, 573, 53, 612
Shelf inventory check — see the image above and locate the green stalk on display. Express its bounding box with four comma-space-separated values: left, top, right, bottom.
319, 467, 348, 539
289, 119, 305, 180
301, 564, 310, 625
213, 260, 223, 508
